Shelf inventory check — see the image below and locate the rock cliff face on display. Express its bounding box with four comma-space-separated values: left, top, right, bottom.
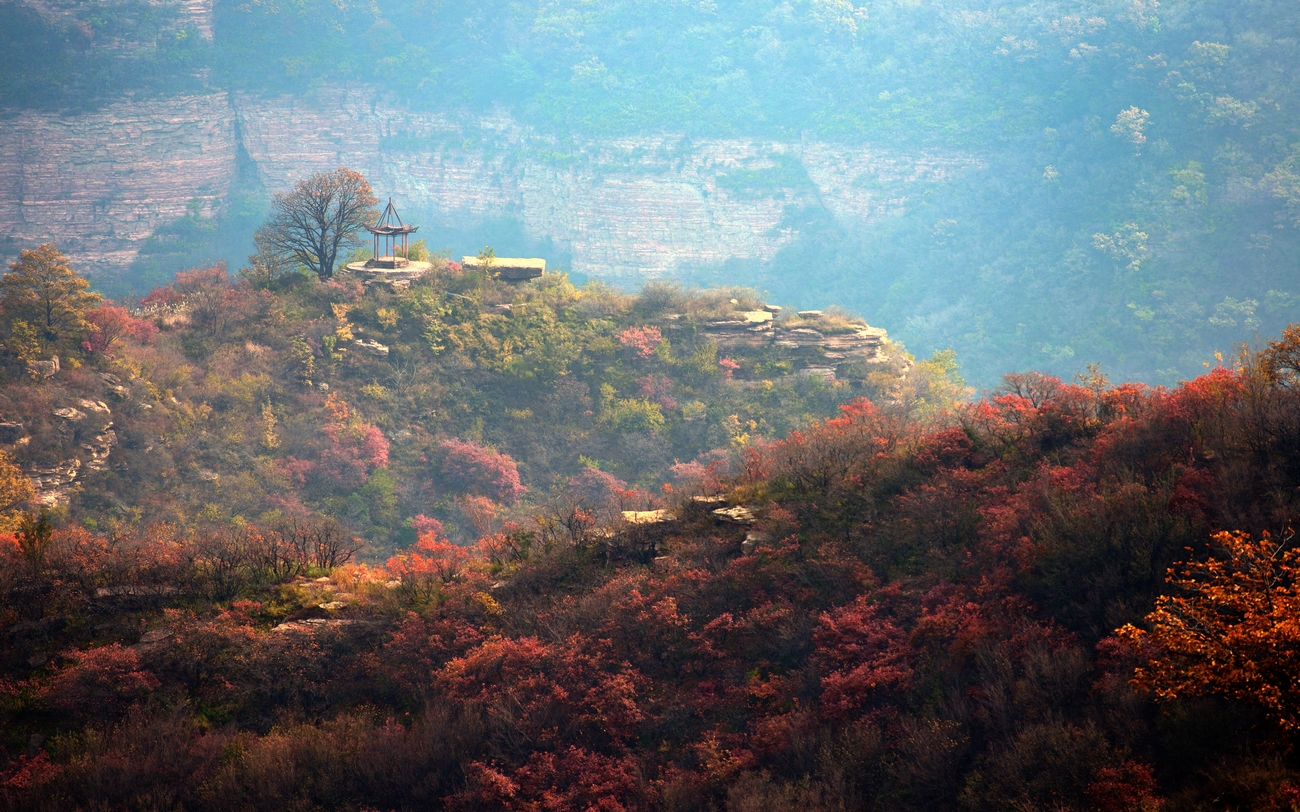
1, 83, 976, 283
0, 93, 235, 271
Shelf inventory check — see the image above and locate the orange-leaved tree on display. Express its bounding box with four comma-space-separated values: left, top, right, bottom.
1118, 528, 1300, 728
0, 451, 34, 531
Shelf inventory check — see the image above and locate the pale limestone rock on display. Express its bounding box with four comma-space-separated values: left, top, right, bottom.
26, 357, 59, 379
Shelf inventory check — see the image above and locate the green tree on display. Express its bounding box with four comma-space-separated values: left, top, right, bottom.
1, 243, 101, 342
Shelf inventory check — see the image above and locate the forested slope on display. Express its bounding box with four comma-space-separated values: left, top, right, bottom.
0, 248, 954, 554
3, 292, 1300, 809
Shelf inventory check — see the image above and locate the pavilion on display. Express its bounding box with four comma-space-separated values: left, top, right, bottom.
365, 198, 418, 269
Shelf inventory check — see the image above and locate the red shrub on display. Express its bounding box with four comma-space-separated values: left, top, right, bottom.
638, 373, 677, 410
45, 643, 160, 716
1086, 760, 1164, 812
439, 438, 526, 504
452, 747, 648, 811
617, 326, 664, 359
567, 467, 632, 511
813, 596, 913, 720
386, 532, 472, 595
411, 514, 446, 539
82, 305, 157, 355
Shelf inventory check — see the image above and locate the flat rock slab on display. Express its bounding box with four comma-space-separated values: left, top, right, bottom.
713, 505, 757, 525
622, 509, 676, 525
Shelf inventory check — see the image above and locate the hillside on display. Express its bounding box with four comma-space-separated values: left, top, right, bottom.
2, 257, 1299, 808
0, 249, 952, 555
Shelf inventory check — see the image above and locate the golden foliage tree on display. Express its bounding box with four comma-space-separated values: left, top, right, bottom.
257, 168, 378, 281
1, 243, 101, 342
1261, 323, 1300, 387
1119, 528, 1300, 729
0, 450, 34, 531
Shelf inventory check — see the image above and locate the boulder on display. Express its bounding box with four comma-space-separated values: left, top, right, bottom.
713, 505, 757, 525
26, 357, 59, 379
354, 338, 390, 357
77, 399, 111, 415
0, 421, 25, 443
742, 531, 773, 555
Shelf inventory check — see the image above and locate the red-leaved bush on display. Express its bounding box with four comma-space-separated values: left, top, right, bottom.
45, 644, 160, 717
438, 438, 526, 504
317, 394, 390, 488
617, 326, 664, 359
386, 531, 472, 596
82, 305, 157, 355
813, 596, 913, 721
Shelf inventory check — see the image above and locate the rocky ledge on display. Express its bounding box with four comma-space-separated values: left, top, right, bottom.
344, 260, 435, 291
686, 309, 890, 371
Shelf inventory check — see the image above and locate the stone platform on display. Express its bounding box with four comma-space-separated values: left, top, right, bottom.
344, 259, 434, 290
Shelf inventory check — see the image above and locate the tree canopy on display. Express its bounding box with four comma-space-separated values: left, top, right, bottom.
257, 169, 378, 282
1, 243, 101, 343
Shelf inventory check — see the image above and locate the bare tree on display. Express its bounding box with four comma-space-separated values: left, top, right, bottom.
258, 168, 378, 282
276, 517, 362, 570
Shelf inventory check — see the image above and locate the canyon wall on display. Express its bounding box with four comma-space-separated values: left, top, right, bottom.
1, 84, 977, 283
0, 93, 235, 272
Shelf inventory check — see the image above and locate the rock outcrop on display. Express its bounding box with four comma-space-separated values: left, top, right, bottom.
693, 311, 890, 370
9, 391, 121, 507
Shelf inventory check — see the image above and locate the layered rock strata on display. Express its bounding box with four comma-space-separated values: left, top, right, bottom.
2, 83, 976, 282
695, 313, 890, 369
0, 93, 235, 271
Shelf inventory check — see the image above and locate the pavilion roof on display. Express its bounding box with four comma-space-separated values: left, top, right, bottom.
366, 198, 418, 236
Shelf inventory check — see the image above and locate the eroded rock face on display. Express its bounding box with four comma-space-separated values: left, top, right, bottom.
2, 82, 976, 283
22, 397, 117, 507
237, 86, 976, 280
697, 314, 889, 369
0, 93, 235, 272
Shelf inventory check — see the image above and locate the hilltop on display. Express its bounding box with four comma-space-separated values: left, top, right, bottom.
0, 247, 959, 554
3, 0, 1297, 386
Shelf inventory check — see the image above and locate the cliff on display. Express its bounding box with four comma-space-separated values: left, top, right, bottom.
1, 84, 977, 283
0, 93, 235, 272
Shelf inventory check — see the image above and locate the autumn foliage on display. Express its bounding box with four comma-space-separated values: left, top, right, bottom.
438, 438, 526, 505
1120, 528, 1300, 730
3, 317, 1300, 809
